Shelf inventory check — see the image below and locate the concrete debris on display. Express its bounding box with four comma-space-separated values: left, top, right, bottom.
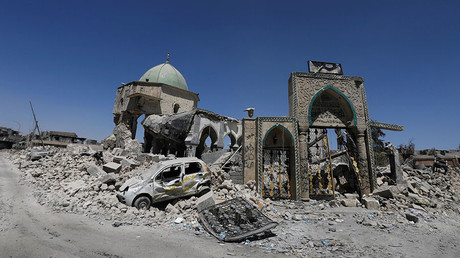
99, 173, 117, 185
28, 149, 52, 161
196, 191, 216, 212
87, 164, 106, 177
103, 162, 122, 173
362, 197, 380, 210
102, 123, 142, 154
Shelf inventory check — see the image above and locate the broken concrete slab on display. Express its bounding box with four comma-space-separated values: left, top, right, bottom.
103, 162, 121, 173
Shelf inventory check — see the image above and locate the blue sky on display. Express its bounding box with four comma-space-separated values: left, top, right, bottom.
1, 0, 459, 150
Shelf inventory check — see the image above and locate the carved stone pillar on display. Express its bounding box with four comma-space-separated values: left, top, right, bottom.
298, 125, 309, 200
242, 118, 257, 184
356, 129, 371, 195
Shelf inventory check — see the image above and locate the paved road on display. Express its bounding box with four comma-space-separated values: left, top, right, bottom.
0, 156, 282, 258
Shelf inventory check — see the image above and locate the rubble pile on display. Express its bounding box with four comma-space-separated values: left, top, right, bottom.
374, 164, 460, 216
5, 147, 202, 229
3, 147, 460, 256
4, 147, 271, 234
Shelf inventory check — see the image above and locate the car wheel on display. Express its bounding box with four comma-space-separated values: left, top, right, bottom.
134, 196, 151, 210
197, 186, 210, 197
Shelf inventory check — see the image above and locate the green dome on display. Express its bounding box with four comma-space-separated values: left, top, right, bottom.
139, 61, 188, 91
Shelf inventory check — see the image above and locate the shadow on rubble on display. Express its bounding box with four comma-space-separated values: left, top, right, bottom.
151, 199, 182, 211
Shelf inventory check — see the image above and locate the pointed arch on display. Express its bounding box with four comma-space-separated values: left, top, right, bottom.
308, 85, 357, 127
262, 124, 294, 146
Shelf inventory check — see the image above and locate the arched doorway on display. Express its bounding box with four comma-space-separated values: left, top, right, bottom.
262, 125, 294, 199
223, 133, 236, 150
307, 86, 359, 199
196, 126, 218, 159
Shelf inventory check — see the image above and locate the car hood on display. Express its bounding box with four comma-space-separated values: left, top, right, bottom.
119, 177, 142, 191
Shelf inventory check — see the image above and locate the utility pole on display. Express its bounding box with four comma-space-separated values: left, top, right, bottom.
29, 101, 45, 148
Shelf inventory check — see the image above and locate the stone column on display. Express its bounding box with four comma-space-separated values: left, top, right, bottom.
356, 129, 371, 195
385, 143, 404, 184
242, 118, 257, 184
298, 125, 309, 200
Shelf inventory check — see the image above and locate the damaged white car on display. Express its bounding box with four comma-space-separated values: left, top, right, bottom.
117, 157, 212, 210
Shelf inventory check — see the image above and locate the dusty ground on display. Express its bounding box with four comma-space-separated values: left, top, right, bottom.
1, 150, 460, 257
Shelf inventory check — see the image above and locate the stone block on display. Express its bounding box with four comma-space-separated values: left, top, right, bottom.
87, 164, 106, 177
362, 197, 380, 210
196, 191, 216, 212
103, 162, 121, 173
341, 199, 358, 207
99, 173, 116, 185
373, 187, 396, 199
344, 193, 359, 199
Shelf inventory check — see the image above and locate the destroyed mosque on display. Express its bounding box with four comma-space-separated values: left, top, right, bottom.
106, 57, 404, 201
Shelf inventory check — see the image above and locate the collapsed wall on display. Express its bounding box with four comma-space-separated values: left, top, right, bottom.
142, 108, 242, 158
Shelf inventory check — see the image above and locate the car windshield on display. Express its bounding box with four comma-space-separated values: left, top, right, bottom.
140, 163, 163, 180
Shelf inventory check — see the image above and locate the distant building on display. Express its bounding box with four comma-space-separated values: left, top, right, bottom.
32, 131, 86, 148
0, 126, 23, 149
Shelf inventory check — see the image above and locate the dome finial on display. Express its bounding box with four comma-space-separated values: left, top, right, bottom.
166, 53, 170, 64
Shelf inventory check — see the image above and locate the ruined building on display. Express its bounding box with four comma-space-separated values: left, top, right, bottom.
0, 126, 23, 149
109, 58, 403, 201
111, 54, 200, 141
30, 131, 87, 148
242, 61, 403, 200
109, 55, 242, 155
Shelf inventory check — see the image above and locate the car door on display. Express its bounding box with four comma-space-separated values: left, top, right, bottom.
154, 163, 185, 201
183, 161, 204, 194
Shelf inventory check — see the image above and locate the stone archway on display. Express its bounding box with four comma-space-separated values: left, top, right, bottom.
196, 126, 218, 159
305, 86, 364, 199
223, 133, 237, 150
308, 85, 356, 128
261, 125, 295, 199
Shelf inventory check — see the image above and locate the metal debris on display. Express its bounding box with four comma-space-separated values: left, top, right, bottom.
198, 197, 278, 242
